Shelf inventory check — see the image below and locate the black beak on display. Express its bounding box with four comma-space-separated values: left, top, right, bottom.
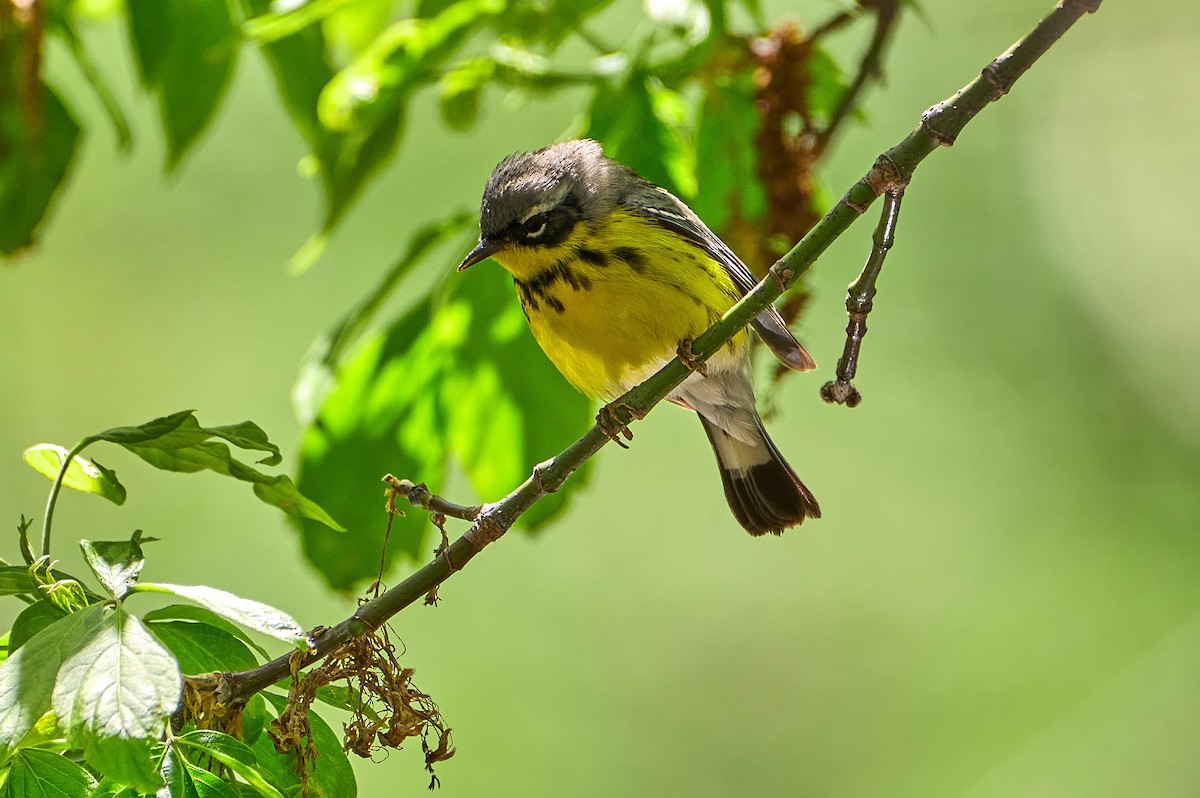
457, 237, 501, 271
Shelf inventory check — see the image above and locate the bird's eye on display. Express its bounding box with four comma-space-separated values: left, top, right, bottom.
522, 214, 548, 240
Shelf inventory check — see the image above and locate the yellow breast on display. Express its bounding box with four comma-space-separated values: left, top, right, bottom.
492, 208, 747, 399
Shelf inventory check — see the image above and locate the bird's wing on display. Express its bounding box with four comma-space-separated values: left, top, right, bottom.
628, 187, 816, 373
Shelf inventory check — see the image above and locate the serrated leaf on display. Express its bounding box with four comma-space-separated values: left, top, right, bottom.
131, 584, 306, 649
79, 533, 147, 599
126, 0, 239, 169
52, 608, 179, 792
0, 603, 108, 762
0, 83, 81, 256
0, 748, 96, 798
22, 445, 126, 506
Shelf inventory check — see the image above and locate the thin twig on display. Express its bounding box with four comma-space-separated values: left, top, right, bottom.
218, 0, 1103, 710
821, 187, 904, 407
815, 0, 902, 157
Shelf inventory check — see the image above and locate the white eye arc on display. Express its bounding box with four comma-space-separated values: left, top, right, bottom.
524, 217, 548, 239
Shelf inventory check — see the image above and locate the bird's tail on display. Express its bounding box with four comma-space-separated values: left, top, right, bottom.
699, 414, 820, 536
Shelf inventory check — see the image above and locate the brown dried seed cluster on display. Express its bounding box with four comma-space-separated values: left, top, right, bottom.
270, 625, 453, 794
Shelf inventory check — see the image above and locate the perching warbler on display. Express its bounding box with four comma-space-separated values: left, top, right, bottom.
458, 139, 820, 535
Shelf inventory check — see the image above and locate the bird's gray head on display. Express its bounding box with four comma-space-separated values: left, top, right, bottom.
459, 140, 623, 270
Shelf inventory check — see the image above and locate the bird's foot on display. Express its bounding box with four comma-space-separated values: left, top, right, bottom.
676, 338, 708, 375
597, 401, 643, 449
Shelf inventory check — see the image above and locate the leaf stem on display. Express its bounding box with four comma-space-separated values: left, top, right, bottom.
40, 436, 96, 559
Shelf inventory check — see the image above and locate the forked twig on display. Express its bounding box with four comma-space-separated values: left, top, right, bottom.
821, 187, 905, 407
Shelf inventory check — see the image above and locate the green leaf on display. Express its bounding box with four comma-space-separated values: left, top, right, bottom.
125, 0, 240, 169
313, 684, 380, 723
805, 44, 851, 129
587, 70, 696, 197
0, 83, 81, 256
79, 737, 160, 794
8, 601, 66, 653
441, 265, 594, 530
90, 409, 193, 445
296, 298, 447, 589
258, 693, 356, 798
142, 604, 271, 660
487, 0, 617, 48
130, 583, 307, 649
245, 0, 494, 268
52, 608, 179, 792
175, 731, 284, 798
160, 744, 197, 798
161, 744, 241, 798
185, 762, 240, 798
0, 748, 96, 798
46, 6, 133, 152
295, 256, 594, 588
692, 64, 766, 234
79, 533, 149, 600
88, 781, 141, 798
0, 603, 108, 763
83, 411, 342, 531
22, 445, 126, 505
145, 620, 259, 675
438, 57, 494, 130
0, 567, 37, 597
293, 210, 475, 425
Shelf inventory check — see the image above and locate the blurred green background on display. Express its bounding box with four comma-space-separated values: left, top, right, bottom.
3, 0, 1199, 795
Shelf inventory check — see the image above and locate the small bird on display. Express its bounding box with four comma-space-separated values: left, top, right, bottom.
458, 139, 820, 535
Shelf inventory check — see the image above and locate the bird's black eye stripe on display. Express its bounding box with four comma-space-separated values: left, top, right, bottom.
508, 204, 580, 247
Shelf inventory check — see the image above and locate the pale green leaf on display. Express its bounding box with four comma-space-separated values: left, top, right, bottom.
131, 584, 307, 649
79, 533, 148, 599
142, 604, 270, 660
21, 445, 126, 506
51, 608, 180, 792
0, 603, 108, 762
